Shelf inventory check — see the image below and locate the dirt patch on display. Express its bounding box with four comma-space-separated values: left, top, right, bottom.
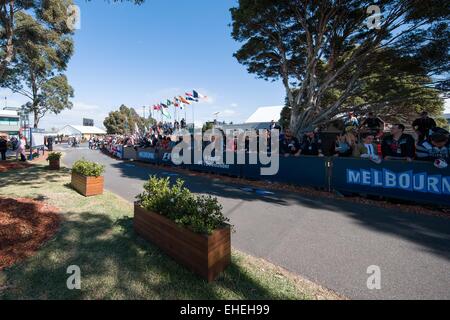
0, 162, 32, 173
0, 197, 60, 270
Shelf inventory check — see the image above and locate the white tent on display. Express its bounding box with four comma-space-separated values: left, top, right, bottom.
245, 106, 283, 124
57, 125, 106, 136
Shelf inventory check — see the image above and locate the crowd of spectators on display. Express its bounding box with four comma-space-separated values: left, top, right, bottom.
100, 112, 449, 169
275, 111, 449, 168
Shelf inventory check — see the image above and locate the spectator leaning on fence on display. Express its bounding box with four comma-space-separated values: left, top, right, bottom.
381, 124, 415, 162
416, 127, 450, 168
353, 133, 381, 163
299, 128, 324, 157
280, 128, 301, 157
334, 134, 352, 157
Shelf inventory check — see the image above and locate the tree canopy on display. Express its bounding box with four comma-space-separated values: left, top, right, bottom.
231, 0, 449, 136
104, 105, 155, 135
2, 0, 75, 128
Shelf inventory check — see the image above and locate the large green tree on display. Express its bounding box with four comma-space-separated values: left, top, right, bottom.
2, 0, 74, 128
104, 105, 155, 135
231, 0, 449, 136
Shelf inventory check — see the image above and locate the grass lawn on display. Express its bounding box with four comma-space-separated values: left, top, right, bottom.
0, 163, 340, 300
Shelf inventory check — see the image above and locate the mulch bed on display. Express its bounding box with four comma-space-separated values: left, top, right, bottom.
0, 162, 32, 173
0, 197, 60, 270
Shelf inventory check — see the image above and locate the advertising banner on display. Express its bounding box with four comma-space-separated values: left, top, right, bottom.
331, 158, 450, 206
137, 147, 159, 164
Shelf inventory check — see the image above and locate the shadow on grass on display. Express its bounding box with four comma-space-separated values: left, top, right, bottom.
1, 210, 299, 300
0, 165, 71, 188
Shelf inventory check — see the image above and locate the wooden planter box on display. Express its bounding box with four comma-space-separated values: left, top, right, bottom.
48, 159, 60, 170
134, 204, 231, 282
71, 172, 104, 197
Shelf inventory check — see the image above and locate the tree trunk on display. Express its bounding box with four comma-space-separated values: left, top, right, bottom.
33, 109, 39, 128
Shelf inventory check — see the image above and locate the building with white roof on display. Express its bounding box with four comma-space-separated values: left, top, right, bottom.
245, 106, 284, 124
57, 125, 106, 139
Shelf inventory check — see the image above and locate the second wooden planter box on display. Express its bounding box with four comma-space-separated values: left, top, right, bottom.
134, 203, 231, 282
71, 172, 104, 197
49, 160, 60, 170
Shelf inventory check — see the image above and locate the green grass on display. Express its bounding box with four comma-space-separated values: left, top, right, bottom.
0, 164, 337, 300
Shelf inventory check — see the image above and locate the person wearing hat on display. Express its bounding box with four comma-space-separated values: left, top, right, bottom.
416, 127, 450, 167
299, 127, 324, 157
412, 111, 437, 142
0, 135, 8, 161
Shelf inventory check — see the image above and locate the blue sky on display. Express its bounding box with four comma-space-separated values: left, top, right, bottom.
1, 0, 287, 129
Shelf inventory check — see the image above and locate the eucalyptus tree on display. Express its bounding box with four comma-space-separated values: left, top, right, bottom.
231, 0, 449, 135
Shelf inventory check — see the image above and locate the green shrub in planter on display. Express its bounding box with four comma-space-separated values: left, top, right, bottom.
46, 152, 62, 161
72, 159, 105, 177
136, 176, 231, 235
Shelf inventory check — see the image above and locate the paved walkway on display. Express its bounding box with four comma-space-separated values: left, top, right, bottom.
61, 145, 450, 300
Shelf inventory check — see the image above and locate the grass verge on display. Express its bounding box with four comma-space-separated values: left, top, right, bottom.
0, 164, 342, 300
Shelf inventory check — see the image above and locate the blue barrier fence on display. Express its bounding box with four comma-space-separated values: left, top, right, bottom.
331, 158, 450, 206
240, 155, 328, 189
124, 146, 450, 206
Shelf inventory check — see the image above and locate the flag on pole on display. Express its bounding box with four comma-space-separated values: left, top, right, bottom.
179, 96, 190, 104
193, 90, 207, 99
186, 96, 198, 102
161, 107, 171, 119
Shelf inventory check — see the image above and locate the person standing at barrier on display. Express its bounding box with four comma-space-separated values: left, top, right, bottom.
334, 134, 353, 157
381, 124, 415, 162
280, 128, 301, 157
353, 133, 381, 163
299, 128, 324, 157
412, 111, 437, 142
0, 135, 7, 161
416, 127, 450, 168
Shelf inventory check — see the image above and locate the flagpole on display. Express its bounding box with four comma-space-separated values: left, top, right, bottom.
192, 104, 195, 130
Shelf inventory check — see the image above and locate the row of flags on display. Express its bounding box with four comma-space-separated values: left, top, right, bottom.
151, 90, 207, 119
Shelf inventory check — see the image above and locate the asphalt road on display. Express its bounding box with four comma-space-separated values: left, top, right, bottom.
61, 144, 450, 300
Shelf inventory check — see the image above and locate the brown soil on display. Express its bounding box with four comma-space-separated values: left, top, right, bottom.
0, 162, 31, 173
0, 197, 60, 270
